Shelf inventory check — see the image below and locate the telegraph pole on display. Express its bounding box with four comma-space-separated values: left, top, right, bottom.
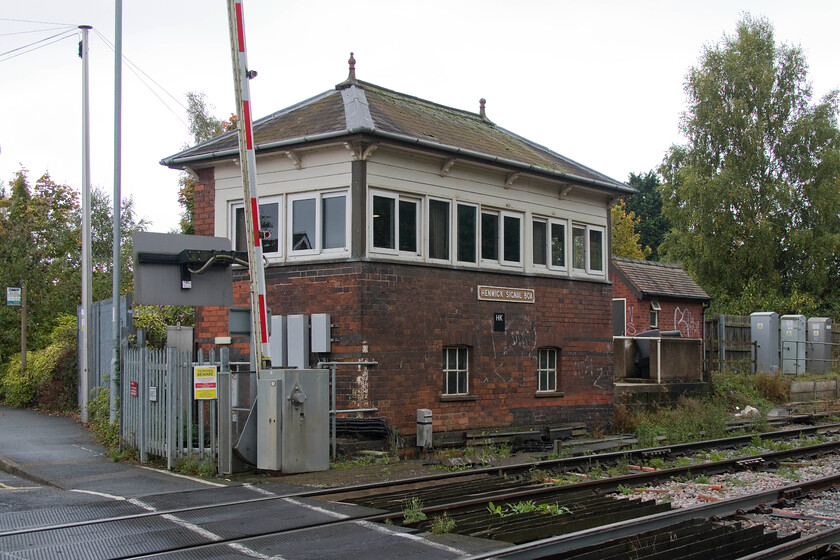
226, 0, 271, 374
111, 0, 122, 425
79, 25, 93, 423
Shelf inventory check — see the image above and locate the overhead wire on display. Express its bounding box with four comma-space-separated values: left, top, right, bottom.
0, 26, 77, 38
92, 28, 190, 131
0, 28, 78, 63
0, 17, 76, 26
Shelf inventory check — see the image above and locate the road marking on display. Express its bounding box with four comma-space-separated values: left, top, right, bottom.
70, 489, 126, 500
0, 482, 39, 490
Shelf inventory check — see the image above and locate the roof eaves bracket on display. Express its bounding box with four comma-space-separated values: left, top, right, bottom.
440, 158, 456, 176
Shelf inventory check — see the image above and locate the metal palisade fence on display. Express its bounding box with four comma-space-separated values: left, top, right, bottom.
122, 345, 228, 471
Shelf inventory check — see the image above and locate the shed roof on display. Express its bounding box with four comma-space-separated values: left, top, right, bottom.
611, 257, 711, 302
162, 57, 632, 195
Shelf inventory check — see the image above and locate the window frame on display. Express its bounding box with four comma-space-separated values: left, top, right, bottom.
500, 211, 523, 267
230, 195, 284, 259
571, 223, 605, 277
456, 202, 479, 265
442, 346, 469, 396
369, 189, 422, 258
536, 347, 558, 393
286, 190, 350, 258
533, 217, 568, 272
427, 197, 451, 262
650, 300, 661, 329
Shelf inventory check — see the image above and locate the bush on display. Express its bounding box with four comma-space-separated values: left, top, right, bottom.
0, 314, 77, 410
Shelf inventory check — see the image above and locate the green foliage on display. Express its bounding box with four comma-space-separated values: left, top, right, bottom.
626, 171, 670, 261
430, 513, 456, 534
611, 199, 651, 259
633, 397, 729, 446
659, 15, 840, 315
132, 305, 195, 349
0, 314, 78, 410
402, 497, 427, 524
0, 169, 147, 369
487, 500, 571, 517
87, 386, 121, 450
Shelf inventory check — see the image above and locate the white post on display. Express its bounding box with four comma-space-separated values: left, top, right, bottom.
226, 0, 272, 375
110, 0, 123, 425
79, 25, 93, 423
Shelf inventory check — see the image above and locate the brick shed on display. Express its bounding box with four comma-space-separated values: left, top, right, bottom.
162, 56, 635, 435
611, 256, 711, 339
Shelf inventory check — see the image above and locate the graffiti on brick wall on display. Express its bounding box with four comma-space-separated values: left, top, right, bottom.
574, 354, 607, 389
485, 316, 536, 383
351, 366, 370, 408
625, 306, 638, 336
674, 306, 694, 337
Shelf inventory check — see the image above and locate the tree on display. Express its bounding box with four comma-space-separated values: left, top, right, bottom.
659, 15, 840, 313
178, 92, 236, 234
89, 187, 148, 301
611, 199, 651, 260
0, 170, 79, 361
625, 171, 670, 261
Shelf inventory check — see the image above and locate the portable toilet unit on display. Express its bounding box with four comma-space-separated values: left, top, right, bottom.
807, 317, 833, 374
781, 314, 807, 374
750, 312, 779, 374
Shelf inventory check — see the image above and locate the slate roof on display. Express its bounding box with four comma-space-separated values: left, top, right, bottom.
162, 62, 632, 195
611, 257, 711, 302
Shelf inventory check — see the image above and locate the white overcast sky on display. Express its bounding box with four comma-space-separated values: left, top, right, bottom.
1, 1, 839, 232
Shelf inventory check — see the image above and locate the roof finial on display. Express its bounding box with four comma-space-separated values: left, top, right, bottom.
348, 52, 356, 81
479, 98, 487, 120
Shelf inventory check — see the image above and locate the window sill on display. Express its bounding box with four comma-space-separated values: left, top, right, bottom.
535, 391, 565, 398
440, 394, 478, 402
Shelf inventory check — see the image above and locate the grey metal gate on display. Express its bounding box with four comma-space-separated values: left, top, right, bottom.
121, 346, 229, 471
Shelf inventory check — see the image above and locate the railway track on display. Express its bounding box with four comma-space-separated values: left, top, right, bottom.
3, 423, 840, 559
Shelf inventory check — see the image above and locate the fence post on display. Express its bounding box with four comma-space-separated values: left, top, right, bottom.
166, 347, 177, 470
137, 328, 147, 463
218, 347, 231, 475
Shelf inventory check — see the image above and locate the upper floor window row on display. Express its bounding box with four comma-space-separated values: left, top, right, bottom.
369, 189, 605, 277
231, 189, 349, 260
229, 187, 605, 277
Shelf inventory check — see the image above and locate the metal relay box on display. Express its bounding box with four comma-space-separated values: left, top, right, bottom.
256, 368, 329, 473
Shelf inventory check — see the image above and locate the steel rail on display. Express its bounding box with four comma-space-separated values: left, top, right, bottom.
8, 440, 840, 559
2, 423, 839, 539
456, 472, 840, 560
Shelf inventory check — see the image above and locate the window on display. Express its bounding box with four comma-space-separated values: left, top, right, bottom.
572, 226, 586, 270
572, 224, 605, 275
428, 199, 450, 260
551, 221, 566, 269
534, 218, 567, 270
537, 348, 558, 392
650, 301, 661, 329
481, 210, 522, 266
502, 213, 522, 265
233, 198, 281, 256
589, 228, 604, 273
288, 191, 348, 255
322, 194, 346, 249
442, 346, 469, 395
371, 191, 419, 254
457, 203, 477, 263
533, 220, 547, 266
481, 211, 498, 261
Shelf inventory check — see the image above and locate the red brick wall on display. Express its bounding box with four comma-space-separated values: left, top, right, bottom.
210, 262, 616, 434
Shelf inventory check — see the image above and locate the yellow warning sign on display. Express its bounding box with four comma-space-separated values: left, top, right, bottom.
193, 365, 218, 400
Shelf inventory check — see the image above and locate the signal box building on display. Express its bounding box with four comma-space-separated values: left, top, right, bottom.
162, 57, 634, 435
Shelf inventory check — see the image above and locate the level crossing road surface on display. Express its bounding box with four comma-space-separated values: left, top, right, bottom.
0, 407, 501, 559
